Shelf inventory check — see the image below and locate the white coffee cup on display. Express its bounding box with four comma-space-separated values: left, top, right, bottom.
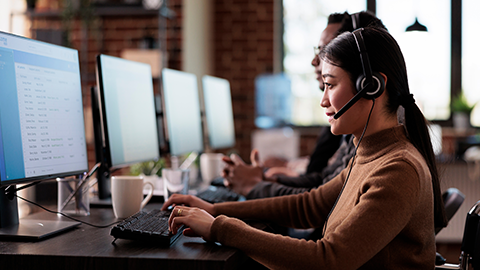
111, 176, 154, 219
200, 153, 225, 183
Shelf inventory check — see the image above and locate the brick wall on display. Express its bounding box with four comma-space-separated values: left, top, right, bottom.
212, 0, 275, 160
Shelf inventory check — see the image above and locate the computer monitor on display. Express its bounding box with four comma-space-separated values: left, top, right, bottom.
202, 75, 236, 149
0, 31, 88, 239
254, 73, 292, 128
161, 68, 203, 157
94, 54, 160, 201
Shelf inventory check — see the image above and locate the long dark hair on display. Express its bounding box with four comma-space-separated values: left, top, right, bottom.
319, 27, 448, 229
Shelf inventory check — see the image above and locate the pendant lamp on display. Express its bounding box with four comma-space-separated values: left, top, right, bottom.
406, 18, 428, 32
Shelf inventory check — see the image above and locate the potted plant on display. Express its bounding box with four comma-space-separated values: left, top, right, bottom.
452, 91, 476, 132
130, 158, 166, 177
130, 158, 166, 189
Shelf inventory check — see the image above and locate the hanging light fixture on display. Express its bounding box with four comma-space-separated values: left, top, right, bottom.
406, 18, 428, 32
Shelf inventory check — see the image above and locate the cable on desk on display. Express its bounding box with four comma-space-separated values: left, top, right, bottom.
14, 193, 122, 228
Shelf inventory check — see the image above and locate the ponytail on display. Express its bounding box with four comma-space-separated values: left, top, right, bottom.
403, 101, 448, 229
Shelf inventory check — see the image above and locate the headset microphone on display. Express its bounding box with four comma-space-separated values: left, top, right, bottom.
333, 87, 369, 119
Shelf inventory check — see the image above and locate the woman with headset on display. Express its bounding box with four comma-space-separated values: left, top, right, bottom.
162, 26, 447, 269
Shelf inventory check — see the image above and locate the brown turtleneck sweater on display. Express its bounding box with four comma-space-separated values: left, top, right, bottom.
210, 126, 435, 270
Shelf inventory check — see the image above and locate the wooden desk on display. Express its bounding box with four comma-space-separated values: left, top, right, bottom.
0, 203, 265, 270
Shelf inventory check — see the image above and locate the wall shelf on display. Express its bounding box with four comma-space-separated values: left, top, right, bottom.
11, 5, 159, 21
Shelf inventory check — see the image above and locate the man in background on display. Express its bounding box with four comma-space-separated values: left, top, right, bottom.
222, 11, 386, 200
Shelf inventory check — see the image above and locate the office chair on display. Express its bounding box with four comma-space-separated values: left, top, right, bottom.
435, 200, 480, 270
436, 188, 466, 235
435, 188, 465, 266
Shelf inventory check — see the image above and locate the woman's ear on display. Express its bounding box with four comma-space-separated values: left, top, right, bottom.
379, 72, 387, 90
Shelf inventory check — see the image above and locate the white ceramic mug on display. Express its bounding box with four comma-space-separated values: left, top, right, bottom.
111, 176, 154, 219
200, 153, 225, 183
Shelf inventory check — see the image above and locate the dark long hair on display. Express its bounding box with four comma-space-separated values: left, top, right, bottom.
319, 27, 448, 229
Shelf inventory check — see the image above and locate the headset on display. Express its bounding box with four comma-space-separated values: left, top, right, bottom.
351, 12, 360, 30
333, 27, 385, 119
323, 15, 385, 237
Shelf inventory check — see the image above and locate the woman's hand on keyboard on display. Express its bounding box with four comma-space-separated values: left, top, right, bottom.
168, 205, 215, 242
162, 194, 215, 216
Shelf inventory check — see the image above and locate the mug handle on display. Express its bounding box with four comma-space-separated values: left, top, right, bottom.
140, 182, 154, 210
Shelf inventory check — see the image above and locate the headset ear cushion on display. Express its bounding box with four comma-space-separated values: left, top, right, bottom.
356, 71, 385, 100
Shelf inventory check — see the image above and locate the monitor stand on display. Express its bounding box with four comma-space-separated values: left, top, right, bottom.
0, 219, 80, 241
0, 186, 80, 241
89, 165, 113, 208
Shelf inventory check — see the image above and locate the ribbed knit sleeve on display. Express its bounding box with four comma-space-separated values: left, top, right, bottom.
245, 178, 317, 199
213, 174, 345, 229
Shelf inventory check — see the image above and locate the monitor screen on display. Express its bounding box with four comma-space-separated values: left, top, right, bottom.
161, 68, 203, 156
96, 54, 159, 168
0, 31, 87, 240
0, 31, 88, 186
254, 73, 292, 128
202, 75, 235, 149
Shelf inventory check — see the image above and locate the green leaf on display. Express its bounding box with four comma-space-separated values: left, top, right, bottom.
452, 92, 476, 113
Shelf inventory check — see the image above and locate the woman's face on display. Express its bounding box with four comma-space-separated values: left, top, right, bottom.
320, 62, 371, 137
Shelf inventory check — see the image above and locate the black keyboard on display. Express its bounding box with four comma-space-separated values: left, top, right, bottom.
197, 186, 241, 203
110, 209, 183, 245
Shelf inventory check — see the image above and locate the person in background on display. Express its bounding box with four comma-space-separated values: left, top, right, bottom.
261, 12, 353, 177
163, 26, 447, 269
223, 11, 386, 200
